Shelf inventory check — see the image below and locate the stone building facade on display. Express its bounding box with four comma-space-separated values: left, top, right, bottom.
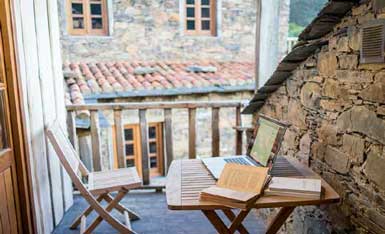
58, 0, 290, 66
59, 0, 258, 62
253, 1, 385, 233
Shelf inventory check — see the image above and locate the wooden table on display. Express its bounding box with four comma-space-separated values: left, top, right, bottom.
166, 157, 340, 234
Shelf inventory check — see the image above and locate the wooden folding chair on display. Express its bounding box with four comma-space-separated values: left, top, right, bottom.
46, 121, 142, 234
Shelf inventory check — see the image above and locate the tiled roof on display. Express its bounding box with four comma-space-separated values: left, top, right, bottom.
64, 61, 255, 105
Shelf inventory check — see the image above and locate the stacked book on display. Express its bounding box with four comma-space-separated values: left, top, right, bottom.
264, 177, 322, 199
199, 164, 270, 209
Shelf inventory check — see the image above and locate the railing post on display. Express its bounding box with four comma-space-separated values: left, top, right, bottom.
67, 110, 79, 154
235, 106, 243, 155
211, 107, 220, 157
188, 108, 196, 159
139, 109, 150, 185
114, 110, 126, 168
164, 108, 173, 172
90, 110, 102, 171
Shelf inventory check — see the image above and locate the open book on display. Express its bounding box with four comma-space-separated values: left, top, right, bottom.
200, 163, 269, 209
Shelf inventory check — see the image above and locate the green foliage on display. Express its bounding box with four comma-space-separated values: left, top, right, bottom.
288, 23, 304, 37
289, 0, 328, 27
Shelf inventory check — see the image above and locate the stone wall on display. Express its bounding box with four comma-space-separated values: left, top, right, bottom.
58, 0, 258, 62
256, 1, 385, 233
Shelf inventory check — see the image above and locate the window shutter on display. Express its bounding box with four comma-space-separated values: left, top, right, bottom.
360, 23, 385, 64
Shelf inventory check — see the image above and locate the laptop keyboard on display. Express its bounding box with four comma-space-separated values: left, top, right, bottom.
224, 157, 251, 165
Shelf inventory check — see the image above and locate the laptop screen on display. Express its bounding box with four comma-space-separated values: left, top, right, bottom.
249, 118, 281, 167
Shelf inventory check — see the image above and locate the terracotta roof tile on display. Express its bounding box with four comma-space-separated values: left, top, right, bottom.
64, 61, 254, 104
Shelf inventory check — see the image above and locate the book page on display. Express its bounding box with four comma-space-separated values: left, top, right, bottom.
217, 163, 269, 194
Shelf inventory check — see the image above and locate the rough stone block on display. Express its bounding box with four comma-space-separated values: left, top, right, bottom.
342, 134, 365, 163
336, 37, 350, 52
324, 146, 350, 174
318, 52, 338, 77
377, 105, 385, 116
336, 70, 373, 84
297, 133, 311, 164
348, 26, 361, 51
320, 99, 350, 112
287, 99, 307, 129
338, 54, 358, 70
337, 106, 385, 144
300, 82, 321, 109
364, 146, 385, 191
322, 79, 349, 100
317, 123, 338, 145
359, 74, 385, 104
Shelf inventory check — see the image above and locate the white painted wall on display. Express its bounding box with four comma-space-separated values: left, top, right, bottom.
12, 0, 72, 233
258, 0, 282, 88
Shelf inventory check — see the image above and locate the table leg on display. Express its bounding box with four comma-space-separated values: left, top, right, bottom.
266, 207, 295, 234
228, 209, 250, 234
202, 210, 231, 234
222, 209, 250, 234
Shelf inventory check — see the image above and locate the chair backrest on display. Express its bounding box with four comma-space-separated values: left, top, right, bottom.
46, 121, 89, 183
248, 114, 289, 167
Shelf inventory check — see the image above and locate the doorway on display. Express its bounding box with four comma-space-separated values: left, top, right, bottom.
0, 0, 35, 233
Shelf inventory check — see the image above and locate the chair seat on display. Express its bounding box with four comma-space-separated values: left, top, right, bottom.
88, 167, 142, 195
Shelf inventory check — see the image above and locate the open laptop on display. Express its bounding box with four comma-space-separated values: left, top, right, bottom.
202, 115, 288, 179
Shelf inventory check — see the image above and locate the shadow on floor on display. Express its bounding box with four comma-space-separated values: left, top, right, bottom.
53, 190, 266, 234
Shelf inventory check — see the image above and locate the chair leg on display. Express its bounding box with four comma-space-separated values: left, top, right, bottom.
103, 193, 141, 220
84, 190, 128, 234
70, 194, 105, 229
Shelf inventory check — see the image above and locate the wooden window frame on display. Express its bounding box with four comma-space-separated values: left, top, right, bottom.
113, 122, 164, 177
185, 0, 217, 36
67, 0, 109, 36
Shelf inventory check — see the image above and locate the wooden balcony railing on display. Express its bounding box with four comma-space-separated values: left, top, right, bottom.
66, 100, 248, 186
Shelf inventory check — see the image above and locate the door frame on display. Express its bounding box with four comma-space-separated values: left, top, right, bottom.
0, 0, 37, 233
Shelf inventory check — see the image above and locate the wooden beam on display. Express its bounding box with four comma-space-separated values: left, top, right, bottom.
67, 100, 245, 111
67, 111, 78, 154
139, 109, 150, 185
90, 111, 102, 171
188, 108, 196, 159
164, 108, 173, 172
113, 110, 126, 168
235, 106, 243, 155
211, 107, 220, 157
255, 0, 262, 89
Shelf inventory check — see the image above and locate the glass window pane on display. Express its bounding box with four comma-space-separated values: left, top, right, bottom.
202, 20, 210, 30
150, 157, 157, 168
126, 159, 135, 167
91, 18, 103, 29
125, 144, 134, 156
202, 0, 210, 6
0, 92, 8, 150
90, 4, 102, 15
187, 7, 195, 17
73, 17, 84, 29
149, 142, 157, 154
186, 0, 194, 4
187, 20, 195, 30
201, 8, 210, 18
124, 129, 133, 141
72, 3, 83, 14
149, 126, 156, 139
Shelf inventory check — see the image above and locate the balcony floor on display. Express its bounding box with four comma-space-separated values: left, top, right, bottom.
53, 190, 266, 234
